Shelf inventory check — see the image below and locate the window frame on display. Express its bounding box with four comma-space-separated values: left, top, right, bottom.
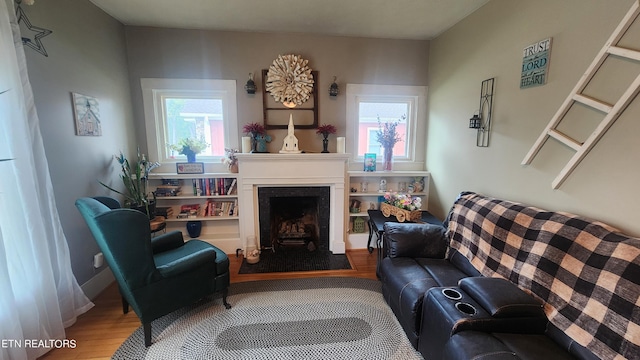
141, 78, 239, 163
346, 84, 427, 168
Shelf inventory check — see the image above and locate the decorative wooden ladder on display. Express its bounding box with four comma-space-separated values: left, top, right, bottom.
521, 0, 640, 189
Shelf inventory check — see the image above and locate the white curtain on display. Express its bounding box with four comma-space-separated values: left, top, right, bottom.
0, 1, 94, 359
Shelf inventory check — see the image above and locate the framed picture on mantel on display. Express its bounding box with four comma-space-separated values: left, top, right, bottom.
364, 153, 376, 172
176, 162, 204, 174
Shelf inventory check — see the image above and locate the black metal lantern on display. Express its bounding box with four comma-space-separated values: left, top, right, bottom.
244, 73, 257, 94
469, 114, 481, 129
329, 76, 339, 97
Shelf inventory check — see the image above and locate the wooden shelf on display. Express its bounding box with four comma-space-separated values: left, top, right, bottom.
155, 195, 237, 200
348, 192, 426, 197
149, 172, 238, 179
166, 216, 238, 222
348, 170, 430, 177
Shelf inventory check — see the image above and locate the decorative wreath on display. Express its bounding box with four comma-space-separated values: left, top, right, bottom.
265, 54, 314, 107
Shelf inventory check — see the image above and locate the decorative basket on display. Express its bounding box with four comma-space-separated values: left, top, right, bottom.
380, 202, 421, 223
353, 217, 366, 233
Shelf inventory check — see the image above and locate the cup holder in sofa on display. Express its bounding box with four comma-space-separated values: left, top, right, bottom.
455, 302, 477, 316
442, 288, 463, 300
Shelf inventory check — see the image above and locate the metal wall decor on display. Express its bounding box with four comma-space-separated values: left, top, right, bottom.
262, 69, 318, 129
15, 0, 53, 57
265, 54, 314, 108
468, 77, 495, 147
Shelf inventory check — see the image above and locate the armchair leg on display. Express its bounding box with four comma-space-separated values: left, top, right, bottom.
122, 296, 129, 314
223, 288, 231, 309
143, 322, 152, 347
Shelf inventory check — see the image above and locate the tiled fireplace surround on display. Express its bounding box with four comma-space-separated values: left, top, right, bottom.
235, 153, 349, 254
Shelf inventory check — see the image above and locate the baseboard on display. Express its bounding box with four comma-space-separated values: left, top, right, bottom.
81, 267, 115, 300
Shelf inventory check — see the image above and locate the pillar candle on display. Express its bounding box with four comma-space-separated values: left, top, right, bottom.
336, 137, 346, 153
242, 136, 251, 153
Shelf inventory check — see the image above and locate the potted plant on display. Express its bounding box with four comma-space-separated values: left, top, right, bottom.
242, 122, 266, 153
316, 124, 337, 153
376, 115, 405, 171
168, 137, 209, 162
222, 148, 239, 173
99, 149, 160, 217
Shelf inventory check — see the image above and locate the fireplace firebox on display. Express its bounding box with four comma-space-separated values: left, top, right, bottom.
258, 187, 330, 251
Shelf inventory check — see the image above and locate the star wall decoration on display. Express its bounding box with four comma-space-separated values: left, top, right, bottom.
15, 0, 52, 57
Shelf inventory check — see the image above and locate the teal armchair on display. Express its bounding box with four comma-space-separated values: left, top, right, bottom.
75, 197, 230, 346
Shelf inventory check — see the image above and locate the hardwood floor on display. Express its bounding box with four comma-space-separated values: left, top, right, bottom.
38, 249, 379, 360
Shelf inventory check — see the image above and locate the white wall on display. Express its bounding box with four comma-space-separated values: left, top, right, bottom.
427, 0, 640, 236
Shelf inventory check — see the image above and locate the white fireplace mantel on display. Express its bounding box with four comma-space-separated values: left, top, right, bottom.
236, 153, 349, 254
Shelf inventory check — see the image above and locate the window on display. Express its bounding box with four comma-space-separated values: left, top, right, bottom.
358, 101, 411, 158
141, 79, 238, 163
346, 84, 427, 167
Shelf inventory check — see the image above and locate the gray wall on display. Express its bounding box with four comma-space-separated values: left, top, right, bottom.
21, 0, 137, 287
22, 1, 430, 291
427, 0, 640, 236
124, 27, 430, 155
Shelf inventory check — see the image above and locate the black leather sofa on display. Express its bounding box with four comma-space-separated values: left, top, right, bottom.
378, 192, 639, 360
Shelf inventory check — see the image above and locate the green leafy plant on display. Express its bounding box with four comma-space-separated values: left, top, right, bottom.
99, 149, 160, 214
167, 137, 209, 156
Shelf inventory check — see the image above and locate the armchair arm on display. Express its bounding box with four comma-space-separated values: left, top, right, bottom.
151, 230, 185, 254
459, 277, 545, 318
155, 245, 217, 278
383, 222, 447, 259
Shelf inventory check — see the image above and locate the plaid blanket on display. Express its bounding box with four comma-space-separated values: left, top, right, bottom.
447, 192, 640, 360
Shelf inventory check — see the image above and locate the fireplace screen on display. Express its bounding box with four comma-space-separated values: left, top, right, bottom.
258, 187, 330, 251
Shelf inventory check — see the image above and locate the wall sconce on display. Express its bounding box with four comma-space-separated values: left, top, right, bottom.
469, 112, 481, 129
329, 76, 339, 97
244, 73, 257, 94
469, 77, 495, 147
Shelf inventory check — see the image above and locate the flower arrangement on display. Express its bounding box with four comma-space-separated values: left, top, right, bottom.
168, 137, 209, 155
383, 192, 422, 211
242, 122, 266, 137
99, 149, 160, 214
376, 115, 406, 149
222, 148, 239, 169
316, 124, 337, 136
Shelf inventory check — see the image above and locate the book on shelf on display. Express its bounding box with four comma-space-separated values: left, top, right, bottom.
154, 185, 181, 197
161, 179, 182, 186
203, 199, 237, 217
155, 206, 174, 219
180, 177, 238, 196
177, 204, 201, 219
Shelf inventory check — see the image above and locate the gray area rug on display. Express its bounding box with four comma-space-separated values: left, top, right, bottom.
112, 277, 423, 360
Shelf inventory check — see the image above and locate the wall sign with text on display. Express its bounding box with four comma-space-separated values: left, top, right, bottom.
521, 38, 552, 89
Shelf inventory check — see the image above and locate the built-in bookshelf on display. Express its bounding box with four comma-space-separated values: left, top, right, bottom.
148, 172, 240, 254
346, 170, 430, 249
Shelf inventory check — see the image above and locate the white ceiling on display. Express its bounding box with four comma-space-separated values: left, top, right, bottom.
88, 0, 489, 40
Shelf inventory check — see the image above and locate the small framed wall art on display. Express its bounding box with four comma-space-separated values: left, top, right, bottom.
72, 92, 101, 136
